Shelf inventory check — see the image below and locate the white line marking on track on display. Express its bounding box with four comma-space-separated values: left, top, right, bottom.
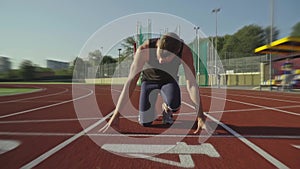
0, 88, 93, 119
102, 142, 220, 157
207, 105, 300, 114
200, 93, 300, 116
292, 144, 300, 149
20, 111, 114, 169
0, 139, 21, 155
102, 142, 220, 168
91, 133, 300, 139
214, 118, 289, 169
0, 117, 100, 124
1, 131, 299, 139
129, 153, 195, 168
17, 87, 296, 168
214, 91, 300, 104
182, 101, 289, 169
2, 103, 299, 124
0, 132, 76, 136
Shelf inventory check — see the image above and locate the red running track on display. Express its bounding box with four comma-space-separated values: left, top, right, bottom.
0, 84, 299, 169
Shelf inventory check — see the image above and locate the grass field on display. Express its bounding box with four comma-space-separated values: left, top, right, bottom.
0, 88, 41, 96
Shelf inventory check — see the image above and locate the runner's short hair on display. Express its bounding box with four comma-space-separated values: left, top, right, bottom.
158, 32, 181, 58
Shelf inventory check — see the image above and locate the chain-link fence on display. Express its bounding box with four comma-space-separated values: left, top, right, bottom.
219, 54, 267, 74
83, 55, 266, 86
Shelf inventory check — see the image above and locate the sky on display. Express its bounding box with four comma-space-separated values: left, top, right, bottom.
0, 0, 299, 68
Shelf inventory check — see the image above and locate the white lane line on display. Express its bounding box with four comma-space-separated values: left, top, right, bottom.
1, 103, 299, 124
0, 117, 100, 124
0, 131, 300, 139
234, 94, 300, 104
182, 101, 289, 169
0, 132, 76, 136
90, 133, 300, 139
200, 88, 300, 100
182, 90, 300, 116
2, 104, 299, 124
205, 104, 300, 115
201, 93, 300, 117
20, 111, 114, 169
0, 89, 93, 119
208, 114, 289, 169
17, 87, 294, 168
292, 145, 300, 149
212, 91, 300, 104
0, 139, 21, 155
208, 105, 300, 114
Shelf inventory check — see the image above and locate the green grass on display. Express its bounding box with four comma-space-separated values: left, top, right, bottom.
0, 88, 41, 96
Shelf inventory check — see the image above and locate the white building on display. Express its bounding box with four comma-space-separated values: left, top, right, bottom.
46, 59, 69, 70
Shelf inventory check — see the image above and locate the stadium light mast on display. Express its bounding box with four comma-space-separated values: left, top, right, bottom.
269, 0, 274, 91
194, 26, 200, 84
118, 48, 121, 77
212, 8, 221, 86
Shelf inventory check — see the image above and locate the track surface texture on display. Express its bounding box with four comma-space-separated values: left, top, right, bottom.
0, 84, 299, 169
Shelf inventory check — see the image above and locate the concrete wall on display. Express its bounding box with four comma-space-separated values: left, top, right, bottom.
85, 77, 128, 85
222, 73, 260, 86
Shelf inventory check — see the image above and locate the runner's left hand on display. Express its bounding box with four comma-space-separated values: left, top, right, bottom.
99, 112, 119, 133
193, 117, 206, 134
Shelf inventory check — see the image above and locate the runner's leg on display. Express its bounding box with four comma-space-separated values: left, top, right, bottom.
160, 80, 181, 112
139, 81, 159, 126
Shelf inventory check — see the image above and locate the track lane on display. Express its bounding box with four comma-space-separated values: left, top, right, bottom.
1, 85, 299, 169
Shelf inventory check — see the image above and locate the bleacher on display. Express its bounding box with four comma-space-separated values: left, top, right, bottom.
255, 36, 300, 91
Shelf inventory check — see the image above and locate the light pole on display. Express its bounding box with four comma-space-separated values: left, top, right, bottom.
100, 46, 103, 77
212, 8, 221, 86
194, 26, 200, 84
269, 0, 274, 91
118, 48, 121, 77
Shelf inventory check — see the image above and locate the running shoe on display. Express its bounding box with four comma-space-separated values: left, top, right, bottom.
162, 109, 173, 124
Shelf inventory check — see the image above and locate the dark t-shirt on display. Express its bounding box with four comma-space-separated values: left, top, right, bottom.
141, 38, 183, 83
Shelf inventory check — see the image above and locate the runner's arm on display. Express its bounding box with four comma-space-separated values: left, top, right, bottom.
99, 42, 148, 132
181, 46, 206, 134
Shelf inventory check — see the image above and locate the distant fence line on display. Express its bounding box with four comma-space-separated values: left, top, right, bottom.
82, 55, 266, 86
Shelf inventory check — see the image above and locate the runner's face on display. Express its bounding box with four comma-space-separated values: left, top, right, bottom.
156, 47, 176, 64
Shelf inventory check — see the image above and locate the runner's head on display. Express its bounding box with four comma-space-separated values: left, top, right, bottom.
156, 32, 181, 64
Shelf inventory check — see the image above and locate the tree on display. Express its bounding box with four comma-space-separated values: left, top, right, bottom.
290, 21, 300, 36
264, 26, 280, 44
220, 24, 265, 58
99, 55, 117, 77
88, 49, 102, 66
220, 35, 241, 58
121, 36, 136, 58
216, 36, 224, 54
101, 55, 117, 64
73, 57, 85, 79
19, 60, 36, 80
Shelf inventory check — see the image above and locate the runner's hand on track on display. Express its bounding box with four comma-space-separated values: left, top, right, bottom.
193, 117, 207, 134
98, 112, 119, 133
